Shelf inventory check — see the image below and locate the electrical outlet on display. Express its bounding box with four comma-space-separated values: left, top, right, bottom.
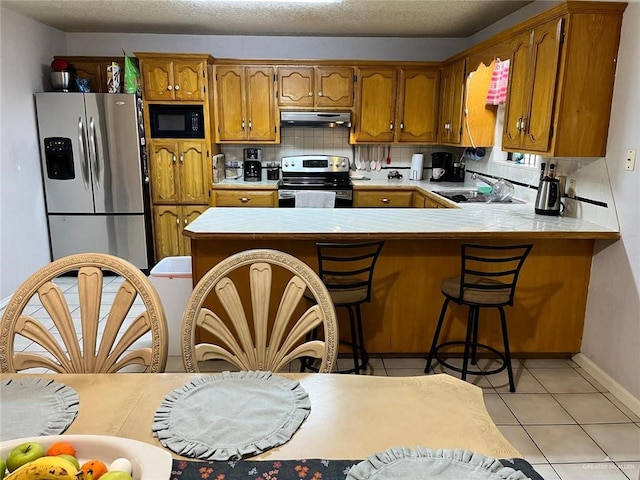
567, 179, 576, 198
626, 149, 636, 171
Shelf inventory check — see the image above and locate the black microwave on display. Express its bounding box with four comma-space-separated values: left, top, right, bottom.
149, 104, 205, 138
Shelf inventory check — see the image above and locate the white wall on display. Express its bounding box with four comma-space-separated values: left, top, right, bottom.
581, 3, 640, 400
64, 33, 466, 61
0, 8, 66, 300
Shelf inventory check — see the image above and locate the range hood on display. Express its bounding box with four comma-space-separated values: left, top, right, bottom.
280, 111, 352, 128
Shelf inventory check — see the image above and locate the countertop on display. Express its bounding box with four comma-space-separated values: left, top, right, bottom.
199, 172, 619, 240
185, 206, 619, 240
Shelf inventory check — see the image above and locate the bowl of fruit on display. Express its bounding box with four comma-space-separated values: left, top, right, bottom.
0, 435, 172, 480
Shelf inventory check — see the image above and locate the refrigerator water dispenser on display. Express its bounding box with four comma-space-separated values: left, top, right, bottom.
44, 137, 75, 180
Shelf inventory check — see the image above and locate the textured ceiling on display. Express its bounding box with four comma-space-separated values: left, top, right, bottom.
2, 0, 533, 38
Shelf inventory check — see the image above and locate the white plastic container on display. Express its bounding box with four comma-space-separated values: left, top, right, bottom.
149, 256, 193, 356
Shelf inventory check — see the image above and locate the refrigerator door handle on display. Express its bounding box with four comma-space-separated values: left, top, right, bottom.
78, 116, 90, 189
89, 116, 101, 188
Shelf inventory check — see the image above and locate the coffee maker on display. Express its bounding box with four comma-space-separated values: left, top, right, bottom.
243, 148, 262, 182
431, 152, 465, 182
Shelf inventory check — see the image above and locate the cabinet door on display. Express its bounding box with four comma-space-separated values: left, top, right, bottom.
179, 141, 209, 204
438, 60, 465, 144
278, 67, 314, 107
153, 205, 182, 260
216, 66, 246, 141
174, 60, 206, 101
502, 30, 532, 150
316, 67, 354, 108
149, 141, 179, 204
355, 68, 396, 143
522, 18, 563, 152
397, 68, 439, 143
246, 67, 277, 142
180, 205, 208, 255
448, 60, 466, 144
142, 60, 174, 101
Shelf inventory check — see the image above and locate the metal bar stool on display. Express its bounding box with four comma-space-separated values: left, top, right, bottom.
301, 241, 384, 374
424, 243, 533, 392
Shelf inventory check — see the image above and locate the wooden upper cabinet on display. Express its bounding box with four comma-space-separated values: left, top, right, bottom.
141, 58, 206, 101
438, 59, 466, 144
503, 19, 563, 152
215, 65, 278, 143
501, 4, 625, 157
278, 67, 314, 107
316, 67, 354, 107
397, 68, 439, 143
354, 68, 397, 143
278, 66, 354, 108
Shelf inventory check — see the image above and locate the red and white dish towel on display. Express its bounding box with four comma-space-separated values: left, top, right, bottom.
486, 59, 510, 105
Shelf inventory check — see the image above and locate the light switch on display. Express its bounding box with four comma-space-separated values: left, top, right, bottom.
626, 149, 636, 171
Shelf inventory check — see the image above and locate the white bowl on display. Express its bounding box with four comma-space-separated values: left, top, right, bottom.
0, 435, 172, 480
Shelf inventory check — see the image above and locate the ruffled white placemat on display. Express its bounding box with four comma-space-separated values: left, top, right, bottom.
0, 378, 79, 442
347, 447, 532, 480
152, 371, 311, 461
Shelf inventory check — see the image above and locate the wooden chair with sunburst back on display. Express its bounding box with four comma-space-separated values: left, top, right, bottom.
0, 253, 168, 373
181, 249, 338, 373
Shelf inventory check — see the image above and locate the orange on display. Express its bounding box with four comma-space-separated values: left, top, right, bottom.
80, 460, 109, 480
46, 441, 76, 457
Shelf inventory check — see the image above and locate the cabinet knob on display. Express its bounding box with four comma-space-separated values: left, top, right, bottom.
179, 154, 184, 163
174, 85, 180, 91
521, 117, 527, 132
176, 218, 180, 224
318, 91, 323, 97
167, 85, 173, 91
390, 122, 394, 131
242, 120, 245, 130
400, 122, 404, 130
380, 198, 390, 204
240, 197, 250, 203
184, 218, 188, 225
308, 92, 313, 97
172, 155, 177, 163
248, 120, 252, 130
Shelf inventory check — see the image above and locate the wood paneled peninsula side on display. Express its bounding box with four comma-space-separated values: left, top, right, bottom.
184, 207, 618, 357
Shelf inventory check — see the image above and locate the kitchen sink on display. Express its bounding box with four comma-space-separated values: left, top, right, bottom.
432, 189, 526, 204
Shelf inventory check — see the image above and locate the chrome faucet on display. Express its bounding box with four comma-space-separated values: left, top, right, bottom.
471, 172, 496, 187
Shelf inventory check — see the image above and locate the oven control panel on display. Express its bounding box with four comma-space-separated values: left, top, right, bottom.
281, 155, 349, 173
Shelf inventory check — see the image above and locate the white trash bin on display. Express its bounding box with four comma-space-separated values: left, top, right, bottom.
150, 256, 193, 356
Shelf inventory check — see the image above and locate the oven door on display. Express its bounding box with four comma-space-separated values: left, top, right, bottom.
279, 189, 353, 208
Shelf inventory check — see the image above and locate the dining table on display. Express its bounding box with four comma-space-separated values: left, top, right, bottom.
0, 371, 521, 461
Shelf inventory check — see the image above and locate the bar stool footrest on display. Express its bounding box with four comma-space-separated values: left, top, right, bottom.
433, 341, 509, 377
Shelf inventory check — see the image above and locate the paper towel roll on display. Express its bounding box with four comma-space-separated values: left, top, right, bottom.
410, 154, 424, 180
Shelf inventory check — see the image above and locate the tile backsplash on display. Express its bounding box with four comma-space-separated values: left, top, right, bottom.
220, 126, 462, 168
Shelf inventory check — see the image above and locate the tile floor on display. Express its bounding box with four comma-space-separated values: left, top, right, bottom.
3, 275, 640, 480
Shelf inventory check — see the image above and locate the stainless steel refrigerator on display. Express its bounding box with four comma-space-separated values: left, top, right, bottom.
35, 92, 152, 269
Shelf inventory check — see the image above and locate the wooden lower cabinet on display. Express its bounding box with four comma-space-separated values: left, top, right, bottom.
153, 205, 208, 259
213, 189, 278, 207
354, 190, 413, 208
191, 237, 595, 355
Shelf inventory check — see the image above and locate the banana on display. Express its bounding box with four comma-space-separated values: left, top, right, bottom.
5, 456, 82, 480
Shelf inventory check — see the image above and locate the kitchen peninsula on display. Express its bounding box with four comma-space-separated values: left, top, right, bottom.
184, 206, 618, 356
